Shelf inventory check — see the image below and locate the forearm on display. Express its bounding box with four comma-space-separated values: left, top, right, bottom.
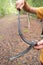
23, 2, 37, 14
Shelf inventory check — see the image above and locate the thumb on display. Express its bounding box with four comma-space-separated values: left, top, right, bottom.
37, 40, 43, 45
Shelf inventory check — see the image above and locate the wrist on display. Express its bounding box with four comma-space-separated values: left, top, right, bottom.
23, 2, 30, 12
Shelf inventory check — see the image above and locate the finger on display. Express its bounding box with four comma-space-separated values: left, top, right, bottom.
34, 45, 43, 50
16, 1, 20, 9
20, 3, 24, 9
16, 1, 24, 10
37, 40, 43, 45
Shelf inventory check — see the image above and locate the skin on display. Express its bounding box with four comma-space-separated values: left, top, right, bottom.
16, 0, 43, 50
34, 40, 43, 50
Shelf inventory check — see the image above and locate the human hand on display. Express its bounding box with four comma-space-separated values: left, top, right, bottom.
16, 0, 25, 10
34, 40, 43, 50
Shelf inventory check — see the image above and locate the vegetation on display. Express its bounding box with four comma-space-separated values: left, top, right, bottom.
0, 0, 17, 16
0, 0, 43, 16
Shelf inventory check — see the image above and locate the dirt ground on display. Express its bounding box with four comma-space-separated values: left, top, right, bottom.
0, 14, 42, 65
